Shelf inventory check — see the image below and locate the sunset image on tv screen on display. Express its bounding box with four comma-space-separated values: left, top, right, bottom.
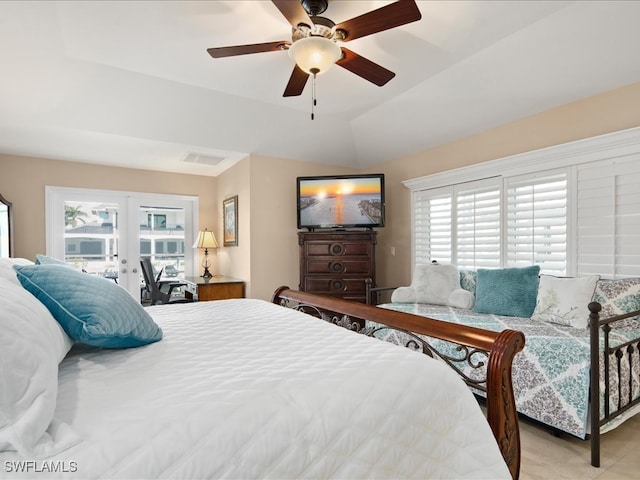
298, 177, 383, 227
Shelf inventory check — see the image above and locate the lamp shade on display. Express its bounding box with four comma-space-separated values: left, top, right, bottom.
193, 229, 219, 249
288, 36, 342, 75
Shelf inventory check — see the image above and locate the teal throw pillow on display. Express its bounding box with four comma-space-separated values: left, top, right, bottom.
13, 264, 162, 348
473, 265, 541, 317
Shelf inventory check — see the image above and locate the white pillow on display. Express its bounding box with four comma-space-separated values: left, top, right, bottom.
531, 275, 600, 328
0, 278, 74, 455
448, 288, 475, 310
391, 263, 475, 308
0, 257, 34, 285
390, 285, 417, 303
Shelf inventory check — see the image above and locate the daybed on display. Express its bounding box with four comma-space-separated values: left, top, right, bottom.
366, 263, 640, 467
0, 258, 524, 479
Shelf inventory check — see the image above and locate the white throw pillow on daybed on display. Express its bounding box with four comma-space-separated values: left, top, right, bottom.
0, 278, 74, 456
447, 288, 475, 310
531, 274, 600, 328
391, 263, 475, 309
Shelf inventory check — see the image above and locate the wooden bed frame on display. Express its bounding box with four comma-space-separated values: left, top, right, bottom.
272, 287, 526, 480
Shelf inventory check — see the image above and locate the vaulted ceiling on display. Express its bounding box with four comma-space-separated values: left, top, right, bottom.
1, 1, 639, 176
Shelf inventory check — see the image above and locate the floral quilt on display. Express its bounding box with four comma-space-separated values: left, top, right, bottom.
375, 303, 640, 439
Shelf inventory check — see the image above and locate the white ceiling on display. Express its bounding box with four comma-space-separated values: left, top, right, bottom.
1, 1, 640, 177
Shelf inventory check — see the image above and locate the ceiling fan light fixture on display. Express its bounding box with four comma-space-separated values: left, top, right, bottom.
288, 36, 341, 75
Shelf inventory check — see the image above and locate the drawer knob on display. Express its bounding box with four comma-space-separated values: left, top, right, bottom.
330, 243, 345, 255
330, 261, 345, 273
331, 280, 344, 290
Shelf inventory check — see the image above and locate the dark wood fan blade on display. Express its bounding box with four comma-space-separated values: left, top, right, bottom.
336, 48, 395, 86
272, 0, 313, 29
207, 41, 289, 58
335, 0, 422, 42
283, 65, 309, 97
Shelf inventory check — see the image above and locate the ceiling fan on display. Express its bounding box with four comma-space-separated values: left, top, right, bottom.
207, 0, 422, 97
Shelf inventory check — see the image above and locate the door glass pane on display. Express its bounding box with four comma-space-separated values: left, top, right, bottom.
64, 201, 119, 280
139, 206, 186, 281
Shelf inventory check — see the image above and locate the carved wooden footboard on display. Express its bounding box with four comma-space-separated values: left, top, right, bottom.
271, 287, 526, 480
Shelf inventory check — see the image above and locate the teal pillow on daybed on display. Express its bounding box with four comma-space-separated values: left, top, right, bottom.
473, 265, 541, 318
13, 264, 162, 348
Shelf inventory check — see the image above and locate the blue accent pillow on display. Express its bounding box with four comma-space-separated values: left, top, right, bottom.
473, 265, 541, 317
13, 264, 162, 348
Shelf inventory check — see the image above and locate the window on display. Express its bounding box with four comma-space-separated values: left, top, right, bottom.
406, 127, 640, 278
414, 188, 451, 264
413, 178, 501, 270
456, 180, 501, 270
576, 155, 640, 278
505, 171, 567, 275
412, 172, 567, 274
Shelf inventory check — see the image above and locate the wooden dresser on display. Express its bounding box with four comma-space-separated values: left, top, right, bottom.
298, 230, 376, 303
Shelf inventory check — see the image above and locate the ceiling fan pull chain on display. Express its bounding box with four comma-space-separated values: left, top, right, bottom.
311, 69, 318, 120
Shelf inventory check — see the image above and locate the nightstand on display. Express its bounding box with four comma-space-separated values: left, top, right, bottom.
183, 276, 245, 302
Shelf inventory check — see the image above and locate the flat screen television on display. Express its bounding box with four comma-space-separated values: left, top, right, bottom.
297, 174, 385, 230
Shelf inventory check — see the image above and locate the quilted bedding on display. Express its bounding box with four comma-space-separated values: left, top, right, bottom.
377, 303, 640, 439
1, 298, 509, 479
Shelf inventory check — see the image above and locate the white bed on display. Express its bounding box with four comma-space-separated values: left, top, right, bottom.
0, 259, 517, 479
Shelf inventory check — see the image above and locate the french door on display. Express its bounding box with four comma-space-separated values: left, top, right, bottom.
46, 187, 198, 299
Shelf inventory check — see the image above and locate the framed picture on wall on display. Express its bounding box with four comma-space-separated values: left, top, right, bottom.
223, 195, 238, 247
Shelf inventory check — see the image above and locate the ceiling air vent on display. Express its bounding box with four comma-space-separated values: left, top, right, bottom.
183, 152, 226, 166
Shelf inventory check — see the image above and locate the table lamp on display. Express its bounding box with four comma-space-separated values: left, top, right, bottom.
193, 228, 219, 278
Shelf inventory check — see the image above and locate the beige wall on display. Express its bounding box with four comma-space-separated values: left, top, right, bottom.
244, 155, 355, 300
2, 81, 640, 301
0, 154, 216, 261
213, 156, 251, 292
373, 81, 640, 288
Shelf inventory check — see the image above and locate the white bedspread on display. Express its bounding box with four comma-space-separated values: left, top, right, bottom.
1, 299, 510, 479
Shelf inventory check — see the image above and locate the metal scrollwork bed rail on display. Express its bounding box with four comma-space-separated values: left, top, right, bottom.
271, 286, 526, 480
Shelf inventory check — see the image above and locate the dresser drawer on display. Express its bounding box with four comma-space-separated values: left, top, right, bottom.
305, 241, 372, 257
304, 258, 373, 275
303, 277, 369, 296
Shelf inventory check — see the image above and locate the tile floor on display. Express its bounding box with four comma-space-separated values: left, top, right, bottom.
519, 413, 640, 479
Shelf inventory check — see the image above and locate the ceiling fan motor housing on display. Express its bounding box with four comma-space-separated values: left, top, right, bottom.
292, 15, 336, 42
301, 0, 328, 16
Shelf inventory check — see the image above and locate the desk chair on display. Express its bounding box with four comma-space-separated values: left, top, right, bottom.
140, 257, 193, 306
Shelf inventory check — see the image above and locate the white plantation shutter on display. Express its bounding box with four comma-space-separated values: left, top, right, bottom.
414, 174, 566, 273
413, 179, 500, 268
577, 155, 640, 278
505, 171, 567, 275
413, 188, 452, 264
456, 180, 501, 269
405, 128, 640, 278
